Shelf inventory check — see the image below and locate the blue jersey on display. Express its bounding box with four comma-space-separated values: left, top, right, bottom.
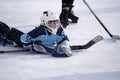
20, 25, 69, 50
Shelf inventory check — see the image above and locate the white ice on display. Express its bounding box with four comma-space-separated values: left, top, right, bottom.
0, 0, 120, 80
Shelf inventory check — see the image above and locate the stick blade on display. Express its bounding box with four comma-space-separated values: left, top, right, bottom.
70, 35, 103, 50
112, 35, 120, 40
92, 35, 103, 43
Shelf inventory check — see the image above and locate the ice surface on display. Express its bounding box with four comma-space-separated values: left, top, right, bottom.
0, 0, 120, 80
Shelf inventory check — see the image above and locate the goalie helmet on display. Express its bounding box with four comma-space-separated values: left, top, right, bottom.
40, 10, 60, 34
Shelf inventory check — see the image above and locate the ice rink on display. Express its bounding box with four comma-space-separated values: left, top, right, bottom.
0, 0, 120, 80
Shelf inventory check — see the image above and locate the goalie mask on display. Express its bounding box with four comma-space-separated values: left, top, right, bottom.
40, 10, 60, 34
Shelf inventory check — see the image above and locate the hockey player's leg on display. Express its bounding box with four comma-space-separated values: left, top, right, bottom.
0, 36, 13, 45
59, 9, 69, 28
59, 0, 72, 28
68, 6, 79, 23
60, 0, 79, 28
7, 28, 24, 47
0, 22, 13, 45
0, 21, 10, 35
0, 22, 24, 46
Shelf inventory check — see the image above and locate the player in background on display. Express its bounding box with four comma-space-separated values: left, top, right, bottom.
60, 0, 79, 28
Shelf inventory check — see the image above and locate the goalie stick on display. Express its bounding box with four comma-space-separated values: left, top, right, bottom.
83, 0, 120, 40
0, 35, 103, 53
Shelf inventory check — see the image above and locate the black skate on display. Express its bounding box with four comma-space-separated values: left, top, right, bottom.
68, 10, 79, 23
